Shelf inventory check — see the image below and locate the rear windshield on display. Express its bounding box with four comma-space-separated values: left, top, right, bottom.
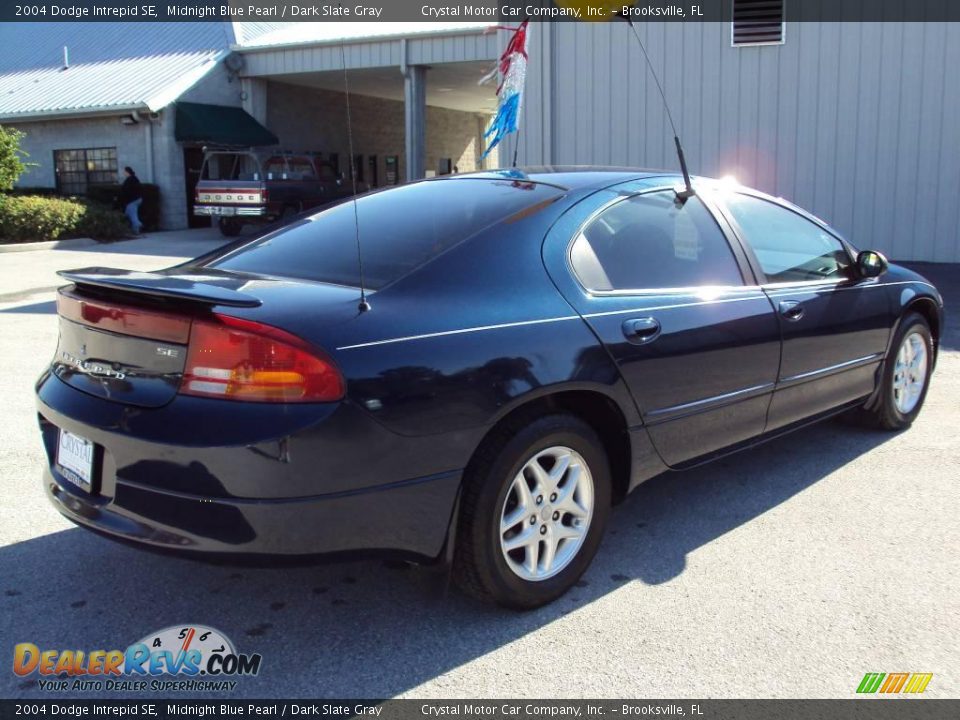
206, 179, 561, 289
201, 153, 261, 181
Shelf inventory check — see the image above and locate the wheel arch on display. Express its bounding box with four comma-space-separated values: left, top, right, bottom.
465, 388, 633, 506
903, 296, 941, 364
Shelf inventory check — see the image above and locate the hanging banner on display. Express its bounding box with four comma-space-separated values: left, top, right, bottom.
480, 19, 530, 160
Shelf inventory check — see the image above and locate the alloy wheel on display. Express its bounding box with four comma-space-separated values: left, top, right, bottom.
499, 445, 594, 582
892, 331, 928, 414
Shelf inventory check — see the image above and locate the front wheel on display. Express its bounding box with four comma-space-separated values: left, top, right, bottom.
860, 312, 933, 430
453, 414, 611, 609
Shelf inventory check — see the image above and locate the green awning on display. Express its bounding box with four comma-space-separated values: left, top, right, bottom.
174, 101, 278, 146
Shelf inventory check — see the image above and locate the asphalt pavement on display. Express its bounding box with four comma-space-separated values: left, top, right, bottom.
0, 233, 956, 699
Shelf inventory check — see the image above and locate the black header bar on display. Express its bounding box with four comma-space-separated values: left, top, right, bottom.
1, 1, 959, 23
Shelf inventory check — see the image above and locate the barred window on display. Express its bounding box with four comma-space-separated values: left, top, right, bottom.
54, 147, 118, 196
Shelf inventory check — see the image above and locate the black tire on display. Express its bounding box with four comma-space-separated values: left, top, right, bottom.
453, 413, 612, 609
280, 204, 300, 221
854, 312, 933, 430
218, 218, 242, 237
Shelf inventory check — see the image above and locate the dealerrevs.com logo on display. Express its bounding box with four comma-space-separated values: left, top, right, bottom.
13, 625, 262, 692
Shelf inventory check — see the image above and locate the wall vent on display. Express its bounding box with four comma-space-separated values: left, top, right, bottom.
732, 0, 785, 46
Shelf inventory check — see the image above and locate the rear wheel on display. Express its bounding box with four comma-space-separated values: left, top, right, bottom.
280, 204, 300, 223
218, 218, 242, 237
453, 413, 611, 609
856, 312, 933, 430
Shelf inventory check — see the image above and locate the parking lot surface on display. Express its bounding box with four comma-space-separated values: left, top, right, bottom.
0, 234, 957, 699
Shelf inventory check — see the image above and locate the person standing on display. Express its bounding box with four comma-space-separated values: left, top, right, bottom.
118, 166, 143, 234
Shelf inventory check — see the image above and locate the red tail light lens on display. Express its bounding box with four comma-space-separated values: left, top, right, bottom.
180, 314, 344, 403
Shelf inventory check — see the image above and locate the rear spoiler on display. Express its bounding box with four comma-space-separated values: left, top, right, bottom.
57, 268, 262, 308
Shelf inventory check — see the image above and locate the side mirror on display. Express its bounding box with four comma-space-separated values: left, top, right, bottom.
856, 250, 888, 278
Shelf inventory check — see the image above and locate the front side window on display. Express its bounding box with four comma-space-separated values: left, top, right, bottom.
570, 192, 744, 292
722, 193, 851, 283
54, 147, 117, 196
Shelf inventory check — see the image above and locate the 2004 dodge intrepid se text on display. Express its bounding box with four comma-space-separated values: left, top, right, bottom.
36, 168, 943, 608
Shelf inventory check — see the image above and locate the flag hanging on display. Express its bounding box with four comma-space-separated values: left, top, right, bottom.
480, 20, 530, 161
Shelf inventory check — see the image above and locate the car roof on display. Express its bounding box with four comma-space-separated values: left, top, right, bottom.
446, 166, 679, 191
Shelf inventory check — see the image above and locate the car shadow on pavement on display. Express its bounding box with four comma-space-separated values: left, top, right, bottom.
0, 419, 894, 699
0, 301, 56, 315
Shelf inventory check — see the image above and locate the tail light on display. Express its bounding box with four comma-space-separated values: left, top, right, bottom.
181, 314, 344, 403
261, 188, 269, 203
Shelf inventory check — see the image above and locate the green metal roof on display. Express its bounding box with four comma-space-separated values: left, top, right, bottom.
174, 101, 278, 147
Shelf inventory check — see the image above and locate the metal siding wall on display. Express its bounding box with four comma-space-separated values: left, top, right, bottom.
519, 21, 960, 262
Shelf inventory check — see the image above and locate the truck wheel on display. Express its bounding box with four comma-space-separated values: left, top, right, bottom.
219, 218, 242, 237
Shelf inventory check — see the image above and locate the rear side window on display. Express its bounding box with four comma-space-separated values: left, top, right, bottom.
723, 193, 851, 283
207, 179, 561, 290
570, 192, 743, 291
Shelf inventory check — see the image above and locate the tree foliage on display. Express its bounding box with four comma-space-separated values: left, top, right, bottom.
0, 125, 30, 191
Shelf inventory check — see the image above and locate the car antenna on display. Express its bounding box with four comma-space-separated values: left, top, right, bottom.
339, 30, 371, 313
619, 13, 695, 202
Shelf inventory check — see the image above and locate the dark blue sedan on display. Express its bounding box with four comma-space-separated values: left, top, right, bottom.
36, 168, 943, 608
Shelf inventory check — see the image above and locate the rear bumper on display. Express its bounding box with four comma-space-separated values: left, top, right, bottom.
194, 205, 267, 217
41, 464, 460, 563
36, 373, 463, 561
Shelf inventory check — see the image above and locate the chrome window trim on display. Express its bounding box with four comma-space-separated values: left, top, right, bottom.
586, 284, 761, 299
581, 293, 768, 320
764, 279, 938, 298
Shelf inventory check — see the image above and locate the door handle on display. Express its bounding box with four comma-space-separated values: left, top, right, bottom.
778, 300, 805, 322
622, 317, 661, 344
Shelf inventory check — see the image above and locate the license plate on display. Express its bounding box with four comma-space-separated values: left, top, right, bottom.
56, 429, 94, 491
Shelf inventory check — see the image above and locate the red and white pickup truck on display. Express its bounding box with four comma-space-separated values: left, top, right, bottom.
194, 150, 367, 236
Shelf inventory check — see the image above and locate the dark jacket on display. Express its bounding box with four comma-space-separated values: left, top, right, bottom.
118, 174, 142, 207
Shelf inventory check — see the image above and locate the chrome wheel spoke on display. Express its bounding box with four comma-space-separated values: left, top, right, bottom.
548, 453, 572, 489
540, 533, 557, 572
503, 527, 537, 553
561, 497, 590, 520
501, 504, 529, 534
553, 462, 580, 504
513, 472, 534, 509
555, 522, 584, 543
523, 538, 540, 575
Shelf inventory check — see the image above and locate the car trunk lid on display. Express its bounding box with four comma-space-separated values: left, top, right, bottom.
52, 268, 351, 408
